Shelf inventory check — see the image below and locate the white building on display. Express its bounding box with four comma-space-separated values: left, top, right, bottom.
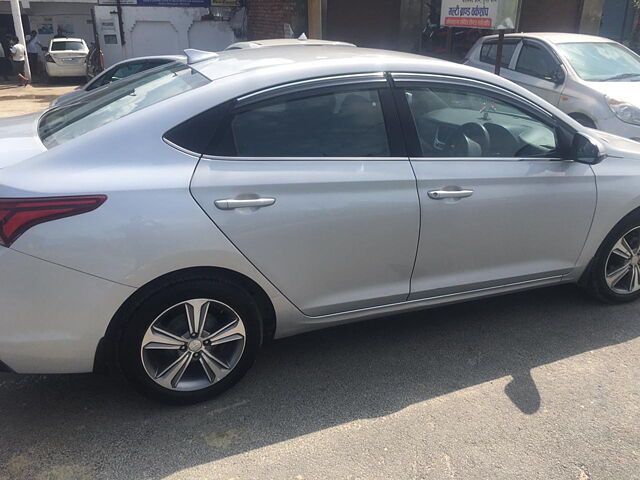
1, 0, 242, 68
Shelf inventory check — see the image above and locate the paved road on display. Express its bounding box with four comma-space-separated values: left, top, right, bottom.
1, 285, 638, 479
0, 80, 78, 118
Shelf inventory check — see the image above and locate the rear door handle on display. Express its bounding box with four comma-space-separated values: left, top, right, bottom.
427, 189, 474, 200
214, 197, 276, 210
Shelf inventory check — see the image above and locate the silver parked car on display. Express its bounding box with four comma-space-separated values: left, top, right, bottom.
2, 46, 640, 404
464, 33, 640, 141
51, 55, 185, 107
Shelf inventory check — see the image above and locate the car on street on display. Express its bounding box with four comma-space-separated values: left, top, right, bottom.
50, 55, 185, 107
464, 33, 640, 141
2, 45, 640, 404
44, 37, 89, 81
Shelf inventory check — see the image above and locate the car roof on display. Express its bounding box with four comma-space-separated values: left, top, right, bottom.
192, 45, 447, 81
225, 38, 355, 50
189, 45, 540, 103
481, 32, 614, 45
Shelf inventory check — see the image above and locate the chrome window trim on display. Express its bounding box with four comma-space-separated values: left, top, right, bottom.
236, 72, 387, 106
408, 156, 566, 163
200, 155, 408, 162
390, 72, 556, 120
163, 137, 202, 158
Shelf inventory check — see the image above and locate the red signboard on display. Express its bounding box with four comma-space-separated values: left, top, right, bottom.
443, 17, 493, 28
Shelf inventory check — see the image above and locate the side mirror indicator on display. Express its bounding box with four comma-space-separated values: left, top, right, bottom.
570, 133, 606, 165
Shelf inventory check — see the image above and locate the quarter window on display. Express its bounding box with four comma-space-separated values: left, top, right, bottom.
516, 43, 559, 80
225, 89, 391, 157
480, 41, 518, 68
404, 86, 558, 158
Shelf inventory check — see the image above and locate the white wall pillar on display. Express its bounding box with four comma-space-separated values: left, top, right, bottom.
9, 0, 31, 81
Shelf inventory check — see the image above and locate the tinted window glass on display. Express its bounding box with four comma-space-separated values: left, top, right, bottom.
404, 86, 557, 158
51, 41, 85, 51
39, 63, 209, 148
516, 43, 558, 79
228, 89, 390, 157
111, 61, 149, 81
480, 41, 518, 68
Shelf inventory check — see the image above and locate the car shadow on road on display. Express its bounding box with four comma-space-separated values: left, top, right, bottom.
1, 285, 638, 479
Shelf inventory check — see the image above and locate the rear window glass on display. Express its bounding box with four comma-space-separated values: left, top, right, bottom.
51, 41, 85, 51
39, 62, 209, 148
227, 88, 390, 157
480, 41, 518, 68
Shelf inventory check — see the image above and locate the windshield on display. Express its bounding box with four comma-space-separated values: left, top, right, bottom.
39, 62, 209, 148
51, 41, 86, 51
556, 42, 640, 81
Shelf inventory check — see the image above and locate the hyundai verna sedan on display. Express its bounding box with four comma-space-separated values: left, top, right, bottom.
2, 46, 640, 404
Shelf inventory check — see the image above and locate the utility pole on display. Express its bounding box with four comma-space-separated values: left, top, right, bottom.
9, 0, 31, 82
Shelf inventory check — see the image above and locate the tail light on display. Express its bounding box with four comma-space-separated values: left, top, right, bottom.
45, 54, 55, 63
0, 195, 106, 247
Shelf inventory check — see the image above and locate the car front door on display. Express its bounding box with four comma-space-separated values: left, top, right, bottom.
508, 40, 566, 106
391, 74, 596, 300
189, 75, 420, 316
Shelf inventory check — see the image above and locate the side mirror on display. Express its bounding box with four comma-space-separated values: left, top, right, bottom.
570, 132, 606, 164
547, 66, 565, 85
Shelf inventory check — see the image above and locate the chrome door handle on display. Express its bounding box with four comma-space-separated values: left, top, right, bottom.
214, 197, 276, 210
427, 189, 474, 200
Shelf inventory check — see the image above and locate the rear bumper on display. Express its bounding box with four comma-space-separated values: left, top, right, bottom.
0, 247, 135, 374
45, 62, 86, 77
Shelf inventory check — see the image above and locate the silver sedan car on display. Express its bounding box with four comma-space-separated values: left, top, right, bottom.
1, 45, 640, 404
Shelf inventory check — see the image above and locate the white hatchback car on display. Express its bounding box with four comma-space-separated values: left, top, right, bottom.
465, 33, 640, 141
45, 38, 89, 80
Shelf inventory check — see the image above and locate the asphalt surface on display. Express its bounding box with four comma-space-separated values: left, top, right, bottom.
1, 285, 639, 480
0, 80, 79, 118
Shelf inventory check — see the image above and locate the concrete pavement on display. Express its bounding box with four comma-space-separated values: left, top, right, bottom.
0, 80, 79, 118
0, 285, 638, 479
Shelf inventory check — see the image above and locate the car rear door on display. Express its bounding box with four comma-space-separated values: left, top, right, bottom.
188, 74, 420, 316
391, 73, 596, 300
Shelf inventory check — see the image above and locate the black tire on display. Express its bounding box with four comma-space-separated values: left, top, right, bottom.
584, 211, 640, 304
119, 276, 262, 405
569, 113, 597, 129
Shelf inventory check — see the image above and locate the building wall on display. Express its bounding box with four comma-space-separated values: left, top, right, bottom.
247, 0, 306, 39
519, 0, 582, 32
93, 5, 236, 67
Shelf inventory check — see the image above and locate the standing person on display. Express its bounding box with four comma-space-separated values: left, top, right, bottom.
26, 30, 43, 76
10, 36, 28, 86
0, 34, 10, 81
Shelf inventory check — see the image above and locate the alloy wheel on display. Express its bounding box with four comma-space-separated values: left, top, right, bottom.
604, 226, 640, 295
140, 299, 246, 391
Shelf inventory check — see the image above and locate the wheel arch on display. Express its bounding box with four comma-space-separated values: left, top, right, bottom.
579, 204, 640, 286
94, 266, 277, 374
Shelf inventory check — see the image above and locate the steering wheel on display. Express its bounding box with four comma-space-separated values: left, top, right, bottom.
447, 122, 491, 157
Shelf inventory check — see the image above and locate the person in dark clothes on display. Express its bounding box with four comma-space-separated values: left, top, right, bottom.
0, 34, 11, 81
